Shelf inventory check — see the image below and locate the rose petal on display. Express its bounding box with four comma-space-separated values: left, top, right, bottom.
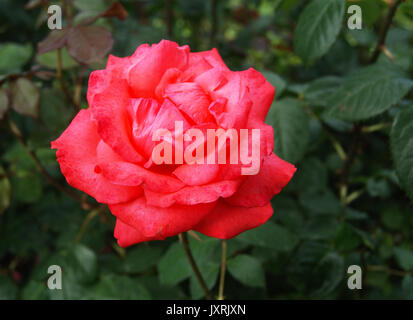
144, 179, 241, 208
51, 109, 143, 204
172, 163, 220, 186
164, 82, 215, 124
196, 70, 252, 129
109, 196, 215, 240
193, 199, 273, 239
88, 74, 144, 163
129, 98, 191, 158
114, 219, 149, 247
225, 153, 296, 207
128, 40, 190, 98
242, 68, 275, 123
99, 161, 185, 193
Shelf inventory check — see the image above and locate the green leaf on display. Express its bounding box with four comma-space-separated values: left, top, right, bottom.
158, 238, 220, 288
93, 274, 151, 300
381, 206, 404, 231
9, 78, 40, 117
0, 276, 19, 300
0, 88, 9, 119
294, 0, 345, 63
73, 0, 111, 23
401, 275, 413, 299
334, 223, 361, 251
325, 64, 413, 121
11, 170, 42, 204
49, 267, 90, 300
0, 166, 11, 215
39, 88, 72, 133
71, 244, 99, 284
391, 107, 413, 201
37, 48, 78, 70
0, 43, 32, 73
394, 247, 413, 271
123, 245, 163, 274
311, 252, 344, 298
261, 70, 286, 99
303, 76, 342, 107
22, 280, 48, 300
295, 158, 328, 193
190, 261, 219, 299
299, 189, 341, 216
227, 254, 265, 288
302, 216, 339, 241
237, 221, 299, 252
266, 98, 310, 163
158, 242, 191, 286
366, 178, 391, 198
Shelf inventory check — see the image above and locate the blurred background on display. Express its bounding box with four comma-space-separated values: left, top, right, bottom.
0, 0, 413, 299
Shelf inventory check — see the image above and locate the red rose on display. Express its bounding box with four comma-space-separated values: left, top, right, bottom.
51, 40, 296, 247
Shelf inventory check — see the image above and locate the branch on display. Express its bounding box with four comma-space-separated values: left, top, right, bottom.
179, 232, 212, 300
217, 239, 227, 300
56, 48, 80, 113
369, 0, 405, 64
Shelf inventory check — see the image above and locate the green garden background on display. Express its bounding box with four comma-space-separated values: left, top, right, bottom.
1, 0, 413, 299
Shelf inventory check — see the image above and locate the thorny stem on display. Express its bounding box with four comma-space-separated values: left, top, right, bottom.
367, 265, 413, 277
369, 0, 406, 64
56, 48, 79, 113
178, 232, 212, 300
75, 207, 104, 243
217, 240, 227, 300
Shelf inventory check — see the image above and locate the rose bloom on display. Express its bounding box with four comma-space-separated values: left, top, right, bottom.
52, 40, 296, 247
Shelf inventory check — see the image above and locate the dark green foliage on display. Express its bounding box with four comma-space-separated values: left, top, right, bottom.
0, 0, 412, 300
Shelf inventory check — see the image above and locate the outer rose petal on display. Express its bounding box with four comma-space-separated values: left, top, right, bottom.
190, 48, 229, 70
128, 40, 190, 97
194, 199, 273, 239
144, 179, 241, 208
114, 219, 149, 247
51, 109, 142, 204
226, 153, 296, 207
109, 197, 215, 243
98, 161, 185, 193
241, 68, 275, 123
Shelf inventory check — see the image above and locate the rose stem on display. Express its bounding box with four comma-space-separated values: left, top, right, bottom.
178, 232, 212, 300
56, 48, 79, 113
217, 239, 227, 300
369, 0, 405, 65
